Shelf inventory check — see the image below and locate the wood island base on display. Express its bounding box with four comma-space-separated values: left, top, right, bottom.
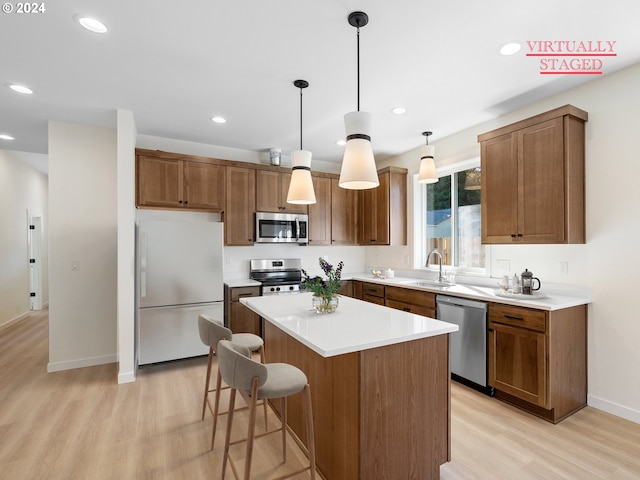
264, 321, 451, 480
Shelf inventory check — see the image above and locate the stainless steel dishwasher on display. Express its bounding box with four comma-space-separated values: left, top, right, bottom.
436, 295, 493, 395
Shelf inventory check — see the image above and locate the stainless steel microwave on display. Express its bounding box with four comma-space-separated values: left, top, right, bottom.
255, 212, 308, 244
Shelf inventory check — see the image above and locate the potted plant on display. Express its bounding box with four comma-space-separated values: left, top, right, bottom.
301, 258, 344, 314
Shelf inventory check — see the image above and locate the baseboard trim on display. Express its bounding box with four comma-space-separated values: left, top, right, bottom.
588, 394, 640, 425
47, 353, 117, 372
118, 370, 136, 384
0, 311, 30, 332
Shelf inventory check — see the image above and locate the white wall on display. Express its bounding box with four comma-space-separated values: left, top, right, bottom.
117, 111, 137, 383
0, 150, 48, 327
382, 63, 640, 423
48, 121, 118, 371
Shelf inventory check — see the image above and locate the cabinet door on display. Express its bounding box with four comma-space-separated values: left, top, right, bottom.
481, 133, 518, 243
184, 162, 225, 210
230, 301, 261, 336
256, 170, 307, 214
519, 118, 565, 243
308, 176, 331, 245
137, 156, 184, 208
359, 172, 390, 245
489, 322, 547, 407
224, 167, 255, 245
256, 170, 281, 212
331, 178, 358, 245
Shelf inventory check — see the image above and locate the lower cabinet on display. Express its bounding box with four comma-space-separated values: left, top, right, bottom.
385, 286, 436, 318
488, 302, 587, 423
224, 285, 261, 336
362, 282, 385, 305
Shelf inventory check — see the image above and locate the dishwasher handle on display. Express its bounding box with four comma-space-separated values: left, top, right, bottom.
436, 294, 487, 312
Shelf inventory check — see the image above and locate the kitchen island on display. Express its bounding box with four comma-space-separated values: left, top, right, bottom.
240, 292, 458, 480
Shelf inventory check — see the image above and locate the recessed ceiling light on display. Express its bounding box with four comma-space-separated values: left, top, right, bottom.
391, 106, 407, 115
499, 42, 521, 56
75, 15, 108, 33
211, 116, 227, 124
336, 139, 347, 146
0, 134, 16, 140
9, 84, 33, 94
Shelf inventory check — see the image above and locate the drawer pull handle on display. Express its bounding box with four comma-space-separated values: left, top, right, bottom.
238, 293, 254, 297
403, 307, 411, 312
504, 314, 524, 321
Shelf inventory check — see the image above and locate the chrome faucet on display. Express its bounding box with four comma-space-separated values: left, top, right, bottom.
426, 248, 444, 283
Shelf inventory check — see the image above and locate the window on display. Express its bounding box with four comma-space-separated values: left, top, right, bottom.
422, 162, 486, 272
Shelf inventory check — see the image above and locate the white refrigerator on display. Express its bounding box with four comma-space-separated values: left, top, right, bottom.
137, 219, 224, 365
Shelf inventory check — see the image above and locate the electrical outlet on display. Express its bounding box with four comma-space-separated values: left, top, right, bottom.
560, 261, 568, 275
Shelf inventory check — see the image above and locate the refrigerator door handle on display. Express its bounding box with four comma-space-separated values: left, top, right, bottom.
140, 231, 147, 298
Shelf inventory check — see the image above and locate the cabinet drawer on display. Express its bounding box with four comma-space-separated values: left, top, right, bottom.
489, 303, 546, 332
363, 293, 386, 305
362, 283, 385, 298
231, 286, 261, 302
385, 299, 434, 317
385, 286, 436, 309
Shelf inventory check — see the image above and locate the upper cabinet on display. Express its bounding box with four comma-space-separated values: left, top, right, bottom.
358, 167, 407, 246
256, 170, 308, 215
478, 105, 587, 244
330, 178, 358, 245
136, 152, 225, 212
308, 175, 332, 246
224, 166, 255, 246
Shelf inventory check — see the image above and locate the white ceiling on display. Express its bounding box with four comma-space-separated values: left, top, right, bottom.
1, 0, 639, 169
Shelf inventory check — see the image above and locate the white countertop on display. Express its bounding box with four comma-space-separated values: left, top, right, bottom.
240, 292, 458, 358
349, 275, 590, 311
224, 279, 261, 288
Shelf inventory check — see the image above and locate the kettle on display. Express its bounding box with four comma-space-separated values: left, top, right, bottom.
520, 268, 541, 295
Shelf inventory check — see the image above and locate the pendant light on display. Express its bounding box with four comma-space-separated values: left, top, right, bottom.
418, 131, 438, 184
338, 11, 379, 190
286, 79, 317, 205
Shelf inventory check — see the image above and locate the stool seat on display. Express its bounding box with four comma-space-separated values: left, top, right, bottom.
258, 363, 308, 399
230, 333, 264, 352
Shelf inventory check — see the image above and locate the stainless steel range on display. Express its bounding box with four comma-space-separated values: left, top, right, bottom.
249, 258, 302, 295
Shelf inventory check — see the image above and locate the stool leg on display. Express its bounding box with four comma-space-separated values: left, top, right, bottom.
259, 345, 268, 431
201, 347, 214, 420
281, 397, 287, 463
243, 378, 260, 480
222, 388, 237, 479
304, 384, 316, 479
211, 367, 223, 450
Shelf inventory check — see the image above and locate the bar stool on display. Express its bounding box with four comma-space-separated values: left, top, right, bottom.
197, 314, 267, 449
217, 339, 316, 480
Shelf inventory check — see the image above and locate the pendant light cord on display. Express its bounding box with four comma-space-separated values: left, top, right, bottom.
356, 25, 361, 112
299, 86, 303, 150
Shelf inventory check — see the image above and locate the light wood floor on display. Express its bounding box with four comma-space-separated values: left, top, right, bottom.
1, 309, 639, 480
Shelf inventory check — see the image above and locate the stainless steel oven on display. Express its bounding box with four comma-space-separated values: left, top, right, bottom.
255, 212, 308, 244
249, 258, 303, 295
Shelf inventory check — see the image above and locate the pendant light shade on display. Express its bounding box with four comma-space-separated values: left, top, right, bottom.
339, 111, 379, 189
287, 150, 316, 204
418, 131, 439, 184
287, 79, 316, 205
339, 11, 379, 190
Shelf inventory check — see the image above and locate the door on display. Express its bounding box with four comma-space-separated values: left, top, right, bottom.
28, 215, 43, 310
308, 176, 331, 245
138, 220, 224, 308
